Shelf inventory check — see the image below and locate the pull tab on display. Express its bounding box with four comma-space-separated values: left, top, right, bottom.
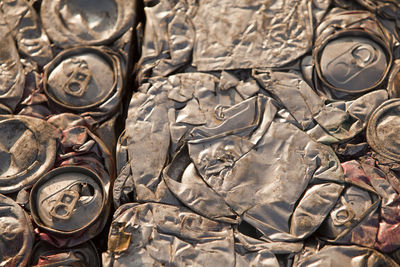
49, 184, 82, 220
331, 197, 355, 226
108, 222, 132, 253
62, 58, 92, 97
215, 105, 229, 121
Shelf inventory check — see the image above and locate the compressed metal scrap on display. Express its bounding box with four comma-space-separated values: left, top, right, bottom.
109, 72, 353, 261
103, 202, 304, 266
138, 0, 331, 81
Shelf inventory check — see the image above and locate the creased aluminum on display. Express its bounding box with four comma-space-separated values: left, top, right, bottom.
0, 0, 52, 66
168, 94, 344, 241
137, 0, 330, 82
316, 158, 400, 253
0, 193, 34, 267
103, 203, 236, 267
29, 240, 101, 266
0, 12, 25, 113
293, 244, 398, 266
40, 0, 136, 48
115, 72, 260, 207
253, 70, 388, 144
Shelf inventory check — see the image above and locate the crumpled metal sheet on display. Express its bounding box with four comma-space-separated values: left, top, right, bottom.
0, 0, 52, 66
115, 72, 261, 207
253, 70, 388, 144
40, 0, 136, 48
29, 241, 101, 267
138, 0, 331, 81
103, 203, 236, 267
169, 94, 343, 242
293, 244, 398, 266
117, 71, 346, 243
0, 193, 34, 267
0, 12, 25, 113
314, 158, 400, 253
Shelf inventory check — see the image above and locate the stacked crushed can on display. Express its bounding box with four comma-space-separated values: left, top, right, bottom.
3, 0, 400, 266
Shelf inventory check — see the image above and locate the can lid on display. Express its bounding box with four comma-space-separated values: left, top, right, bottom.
0, 116, 57, 193
30, 166, 106, 233
367, 99, 400, 161
0, 193, 34, 267
318, 185, 373, 239
40, 0, 135, 47
315, 30, 391, 94
29, 241, 100, 267
43, 47, 121, 111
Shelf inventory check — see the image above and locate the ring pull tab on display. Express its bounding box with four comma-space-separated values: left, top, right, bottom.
49, 183, 84, 221
62, 58, 92, 97
331, 197, 355, 226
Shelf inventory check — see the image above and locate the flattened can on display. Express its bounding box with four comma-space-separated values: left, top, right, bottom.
367, 99, 400, 161
0, 193, 34, 267
0, 115, 57, 194
315, 31, 391, 94
29, 241, 100, 267
40, 0, 136, 48
313, 9, 393, 99
30, 166, 110, 247
0, 12, 25, 113
0, 0, 52, 66
43, 46, 124, 119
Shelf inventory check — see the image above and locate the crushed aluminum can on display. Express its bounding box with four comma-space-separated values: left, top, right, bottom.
102, 203, 236, 267
317, 185, 377, 243
312, 8, 394, 100
0, 0, 52, 66
114, 72, 263, 207
0, 12, 25, 113
158, 90, 345, 242
46, 113, 116, 187
43, 46, 124, 122
0, 115, 57, 194
40, 0, 136, 48
316, 159, 400, 253
234, 226, 303, 267
355, 0, 400, 22
30, 166, 110, 248
366, 99, 400, 162
137, 0, 330, 82
0, 193, 34, 267
29, 240, 101, 267
253, 70, 388, 145
293, 244, 398, 266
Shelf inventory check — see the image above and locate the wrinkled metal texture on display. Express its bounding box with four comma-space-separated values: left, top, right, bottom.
137, 0, 331, 82
2, 0, 400, 266
0, 0, 52, 66
103, 202, 297, 267
0, 12, 25, 113
29, 241, 101, 267
293, 244, 398, 266
0, 193, 34, 267
40, 0, 136, 48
